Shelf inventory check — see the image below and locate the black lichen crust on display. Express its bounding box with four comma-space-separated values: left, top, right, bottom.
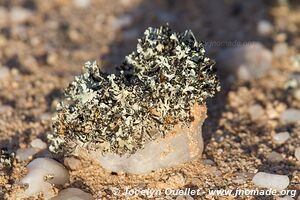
50, 25, 220, 155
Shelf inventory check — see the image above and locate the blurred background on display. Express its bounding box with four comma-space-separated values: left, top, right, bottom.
0, 0, 299, 146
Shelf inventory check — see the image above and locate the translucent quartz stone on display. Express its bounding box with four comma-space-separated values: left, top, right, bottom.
77, 104, 207, 174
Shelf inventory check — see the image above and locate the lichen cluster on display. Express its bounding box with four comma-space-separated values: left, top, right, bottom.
0, 148, 15, 168
50, 25, 220, 155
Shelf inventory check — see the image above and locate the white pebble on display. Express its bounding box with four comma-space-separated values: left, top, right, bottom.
252, 172, 289, 190
248, 104, 264, 120
176, 195, 194, 200
30, 139, 47, 150
16, 148, 40, 161
51, 188, 93, 200
73, 0, 90, 8
10, 7, 33, 24
217, 43, 273, 81
279, 196, 294, 200
111, 15, 133, 30
293, 89, 300, 100
0, 67, 10, 79
295, 147, 300, 161
266, 151, 284, 162
257, 20, 273, 36
64, 157, 82, 170
273, 42, 288, 57
280, 109, 300, 123
18, 158, 69, 199
273, 132, 290, 144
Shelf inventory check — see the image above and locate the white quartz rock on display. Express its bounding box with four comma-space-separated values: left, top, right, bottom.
51, 188, 93, 200
217, 43, 273, 81
257, 20, 273, 36
16, 148, 40, 161
266, 151, 284, 162
248, 104, 264, 121
252, 172, 289, 190
273, 132, 290, 144
18, 158, 69, 199
30, 138, 47, 150
79, 105, 207, 174
280, 109, 300, 124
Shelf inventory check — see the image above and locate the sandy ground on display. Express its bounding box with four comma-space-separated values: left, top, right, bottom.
0, 0, 299, 199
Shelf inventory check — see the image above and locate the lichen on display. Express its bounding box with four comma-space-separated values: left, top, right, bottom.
49, 25, 220, 156
0, 148, 15, 168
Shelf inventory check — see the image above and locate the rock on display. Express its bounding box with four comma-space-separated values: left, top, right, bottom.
280, 109, 300, 124
110, 15, 133, 30
248, 104, 264, 121
266, 151, 284, 162
203, 159, 214, 165
217, 43, 273, 81
273, 43, 288, 57
64, 157, 82, 170
257, 20, 273, 36
16, 148, 40, 161
30, 139, 47, 150
0, 7, 8, 25
10, 7, 33, 24
279, 196, 294, 200
295, 147, 300, 161
0, 105, 13, 114
252, 172, 289, 190
80, 105, 207, 174
0, 67, 10, 79
176, 195, 194, 200
273, 132, 290, 144
73, 0, 90, 8
293, 89, 300, 100
51, 188, 93, 200
18, 158, 69, 199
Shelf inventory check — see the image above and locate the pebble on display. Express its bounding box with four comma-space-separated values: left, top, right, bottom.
176, 195, 194, 200
51, 188, 93, 200
203, 159, 214, 165
293, 89, 300, 100
273, 42, 288, 57
111, 15, 133, 29
257, 20, 273, 36
266, 151, 284, 162
295, 147, 300, 161
64, 157, 82, 171
16, 148, 40, 161
280, 108, 300, 123
30, 139, 47, 150
252, 172, 289, 190
18, 158, 69, 199
217, 42, 273, 81
248, 104, 264, 121
0, 67, 10, 79
273, 132, 290, 144
279, 196, 294, 200
73, 0, 91, 8
10, 7, 33, 24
